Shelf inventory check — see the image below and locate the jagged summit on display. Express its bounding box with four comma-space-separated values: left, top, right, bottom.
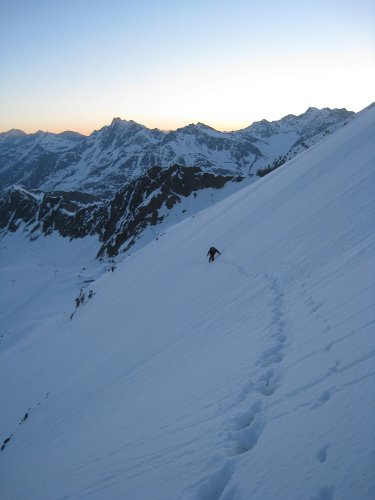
110, 116, 123, 125
109, 117, 142, 128
305, 106, 320, 113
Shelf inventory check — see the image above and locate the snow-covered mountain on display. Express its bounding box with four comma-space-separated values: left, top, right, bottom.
0, 129, 85, 189
0, 107, 354, 196
0, 166, 245, 258
0, 105, 374, 499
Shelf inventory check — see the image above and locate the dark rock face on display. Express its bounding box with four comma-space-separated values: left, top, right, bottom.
0, 186, 104, 238
0, 187, 40, 232
0, 166, 243, 258
99, 165, 243, 257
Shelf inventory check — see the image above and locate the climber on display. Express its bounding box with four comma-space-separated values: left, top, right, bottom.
207, 246, 221, 262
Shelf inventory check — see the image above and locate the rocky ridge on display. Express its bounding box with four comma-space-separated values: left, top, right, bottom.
0, 165, 243, 258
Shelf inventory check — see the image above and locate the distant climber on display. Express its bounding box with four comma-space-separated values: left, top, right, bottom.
75, 289, 85, 308
207, 246, 221, 262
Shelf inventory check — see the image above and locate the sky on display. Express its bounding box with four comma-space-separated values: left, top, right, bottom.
0, 0, 374, 134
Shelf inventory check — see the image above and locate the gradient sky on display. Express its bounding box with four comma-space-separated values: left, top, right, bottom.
1, 0, 374, 134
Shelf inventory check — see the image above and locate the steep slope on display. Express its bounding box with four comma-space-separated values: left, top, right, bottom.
0, 108, 354, 195
0, 105, 374, 500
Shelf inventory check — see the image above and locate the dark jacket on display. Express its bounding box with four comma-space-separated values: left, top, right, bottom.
207, 246, 220, 256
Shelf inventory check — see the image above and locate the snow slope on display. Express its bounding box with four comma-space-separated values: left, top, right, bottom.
0, 105, 374, 499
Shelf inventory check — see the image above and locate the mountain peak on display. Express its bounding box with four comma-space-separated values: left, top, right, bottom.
1, 128, 27, 137
111, 116, 125, 126
305, 106, 320, 114
109, 117, 141, 127
57, 130, 86, 139
110, 117, 125, 127
176, 122, 220, 135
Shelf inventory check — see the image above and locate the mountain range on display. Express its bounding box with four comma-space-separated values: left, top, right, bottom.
0, 107, 356, 255
0, 107, 354, 196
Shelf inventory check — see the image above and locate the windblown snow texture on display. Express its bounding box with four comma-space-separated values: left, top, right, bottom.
0, 105, 374, 499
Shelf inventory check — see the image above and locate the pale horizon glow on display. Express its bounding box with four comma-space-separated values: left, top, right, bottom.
1, 0, 374, 135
